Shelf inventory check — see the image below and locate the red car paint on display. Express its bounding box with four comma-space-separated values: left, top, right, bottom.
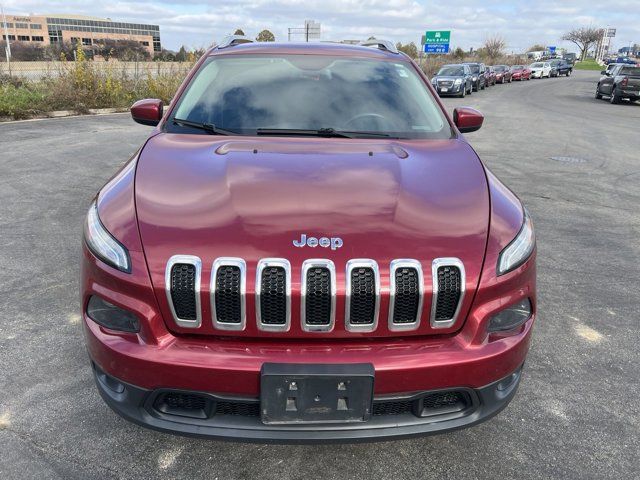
511, 66, 532, 81
82, 42, 536, 440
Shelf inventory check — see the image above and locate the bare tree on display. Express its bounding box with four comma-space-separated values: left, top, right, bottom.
527, 44, 546, 52
233, 29, 245, 36
562, 27, 601, 61
483, 36, 506, 60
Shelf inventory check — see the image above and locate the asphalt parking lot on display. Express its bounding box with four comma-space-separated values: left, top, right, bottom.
0, 69, 638, 479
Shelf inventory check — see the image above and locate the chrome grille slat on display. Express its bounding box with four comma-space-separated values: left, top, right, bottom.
388, 259, 424, 331
211, 257, 246, 331
256, 259, 291, 332
165, 255, 202, 328
301, 259, 336, 332
431, 258, 465, 329
345, 259, 380, 332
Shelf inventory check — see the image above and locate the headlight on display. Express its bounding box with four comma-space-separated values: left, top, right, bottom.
472, 76, 477, 81
488, 298, 532, 332
497, 209, 535, 275
454, 78, 462, 85
84, 200, 131, 273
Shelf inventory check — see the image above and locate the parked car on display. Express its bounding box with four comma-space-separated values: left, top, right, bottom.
485, 66, 497, 86
549, 59, 573, 76
431, 64, 473, 97
492, 65, 512, 83
563, 53, 577, 65
530, 62, 552, 78
82, 37, 537, 442
463, 62, 487, 91
614, 57, 637, 65
510, 65, 531, 81
596, 64, 640, 104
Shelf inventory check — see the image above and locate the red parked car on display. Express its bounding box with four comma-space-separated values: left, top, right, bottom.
82, 37, 537, 442
492, 65, 513, 83
484, 66, 496, 86
511, 65, 532, 81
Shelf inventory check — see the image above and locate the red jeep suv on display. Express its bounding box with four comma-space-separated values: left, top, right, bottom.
82, 37, 536, 442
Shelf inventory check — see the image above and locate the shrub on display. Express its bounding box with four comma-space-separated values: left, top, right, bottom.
0, 54, 194, 119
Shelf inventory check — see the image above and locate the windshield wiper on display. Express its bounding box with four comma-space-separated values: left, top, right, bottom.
173, 118, 239, 135
256, 128, 391, 139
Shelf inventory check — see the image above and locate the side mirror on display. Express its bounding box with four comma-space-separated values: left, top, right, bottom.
453, 107, 484, 134
600, 70, 606, 75
131, 99, 163, 126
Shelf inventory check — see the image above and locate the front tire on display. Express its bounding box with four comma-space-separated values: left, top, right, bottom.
567, 70, 572, 77
459, 85, 466, 98
595, 84, 603, 99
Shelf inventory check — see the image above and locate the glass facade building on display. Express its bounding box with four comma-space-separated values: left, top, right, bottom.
2, 14, 161, 55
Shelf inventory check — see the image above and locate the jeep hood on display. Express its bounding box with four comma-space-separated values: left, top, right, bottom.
135, 134, 490, 337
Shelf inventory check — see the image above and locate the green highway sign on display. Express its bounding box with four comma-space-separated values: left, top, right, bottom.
425, 30, 450, 44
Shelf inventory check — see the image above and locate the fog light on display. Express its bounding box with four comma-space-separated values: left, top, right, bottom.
497, 368, 522, 392
87, 295, 140, 332
488, 298, 532, 332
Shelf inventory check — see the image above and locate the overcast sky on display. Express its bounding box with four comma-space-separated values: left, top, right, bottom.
3, 0, 638, 53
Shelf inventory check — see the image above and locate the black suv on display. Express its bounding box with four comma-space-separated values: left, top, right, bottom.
463, 62, 487, 91
549, 59, 572, 76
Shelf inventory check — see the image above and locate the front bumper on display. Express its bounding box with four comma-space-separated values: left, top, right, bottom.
434, 84, 463, 95
93, 360, 525, 443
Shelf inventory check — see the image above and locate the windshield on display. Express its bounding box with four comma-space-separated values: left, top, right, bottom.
466, 64, 480, 74
493, 66, 506, 72
168, 55, 451, 139
620, 67, 640, 76
531, 63, 544, 68
512, 65, 523, 70
437, 66, 464, 76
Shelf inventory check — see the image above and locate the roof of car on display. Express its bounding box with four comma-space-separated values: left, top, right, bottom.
208, 41, 406, 59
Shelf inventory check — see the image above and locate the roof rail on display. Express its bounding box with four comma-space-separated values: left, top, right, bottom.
218, 35, 254, 49
359, 39, 398, 54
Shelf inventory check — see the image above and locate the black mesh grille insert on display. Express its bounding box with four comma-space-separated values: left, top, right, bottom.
349, 267, 376, 325
422, 391, 465, 410
392, 267, 420, 324
260, 266, 287, 325
435, 266, 462, 321
163, 392, 207, 411
305, 267, 332, 325
216, 401, 260, 417
373, 400, 413, 416
170, 264, 197, 320
214, 265, 242, 324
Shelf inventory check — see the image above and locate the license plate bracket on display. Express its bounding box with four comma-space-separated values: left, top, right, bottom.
260, 363, 374, 425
